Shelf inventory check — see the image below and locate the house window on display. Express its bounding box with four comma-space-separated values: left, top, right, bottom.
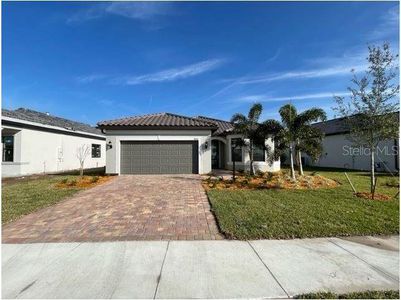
2, 136, 14, 162
231, 138, 242, 162
91, 144, 101, 158
252, 144, 265, 162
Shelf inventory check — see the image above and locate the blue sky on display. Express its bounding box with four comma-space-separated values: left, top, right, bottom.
3, 1, 399, 125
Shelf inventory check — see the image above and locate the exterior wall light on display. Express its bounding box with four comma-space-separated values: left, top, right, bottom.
106, 141, 113, 150
205, 141, 209, 149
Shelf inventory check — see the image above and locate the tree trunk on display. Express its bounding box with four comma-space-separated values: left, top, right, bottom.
370, 147, 375, 197
80, 162, 84, 177
289, 144, 296, 181
297, 150, 304, 176
232, 149, 236, 182
249, 142, 254, 176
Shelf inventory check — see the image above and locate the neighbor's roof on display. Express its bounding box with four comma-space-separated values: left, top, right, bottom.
2, 108, 102, 135
312, 117, 350, 135
97, 112, 218, 130
196, 116, 234, 136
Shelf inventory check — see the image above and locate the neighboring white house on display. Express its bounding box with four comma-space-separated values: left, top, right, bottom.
303, 116, 399, 173
97, 113, 280, 175
2, 108, 106, 177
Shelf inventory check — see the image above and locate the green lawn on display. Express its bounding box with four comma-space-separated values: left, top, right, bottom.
295, 290, 399, 299
208, 168, 399, 239
2, 175, 83, 224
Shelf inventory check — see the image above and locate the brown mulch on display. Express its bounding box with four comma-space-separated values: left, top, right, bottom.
355, 192, 391, 201
202, 171, 339, 191
55, 176, 113, 189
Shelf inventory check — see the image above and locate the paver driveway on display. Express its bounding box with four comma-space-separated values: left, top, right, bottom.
2, 175, 223, 243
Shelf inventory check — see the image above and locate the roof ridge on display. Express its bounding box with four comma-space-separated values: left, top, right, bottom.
196, 115, 232, 124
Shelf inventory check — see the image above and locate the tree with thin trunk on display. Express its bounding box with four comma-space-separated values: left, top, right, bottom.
260, 104, 326, 180
230, 103, 263, 175
76, 144, 90, 177
334, 43, 399, 197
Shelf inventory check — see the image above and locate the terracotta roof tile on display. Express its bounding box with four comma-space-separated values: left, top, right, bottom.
97, 112, 217, 129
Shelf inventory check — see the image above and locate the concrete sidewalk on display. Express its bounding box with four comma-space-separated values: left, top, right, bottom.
2, 236, 399, 299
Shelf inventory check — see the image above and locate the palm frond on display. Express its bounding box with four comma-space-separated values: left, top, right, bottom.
248, 103, 263, 122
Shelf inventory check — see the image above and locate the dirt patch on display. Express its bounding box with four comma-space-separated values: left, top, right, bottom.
55, 176, 113, 189
202, 171, 339, 191
355, 192, 391, 201
341, 235, 399, 251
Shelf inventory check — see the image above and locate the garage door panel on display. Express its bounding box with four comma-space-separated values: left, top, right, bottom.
121, 141, 198, 174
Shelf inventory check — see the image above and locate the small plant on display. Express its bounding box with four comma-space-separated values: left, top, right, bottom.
385, 178, 399, 187
68, 179, 77, 187
265, 172, 273, 181
91, 176, 99, 183
255, 170, 265, 178
60, 178, 68, 184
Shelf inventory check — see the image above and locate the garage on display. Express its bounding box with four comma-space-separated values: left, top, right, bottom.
120, 141, 199, 174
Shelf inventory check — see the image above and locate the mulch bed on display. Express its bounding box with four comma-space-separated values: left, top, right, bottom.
355, 192, 391, 201
202, 171, 339, 191
55, 176, 113, 189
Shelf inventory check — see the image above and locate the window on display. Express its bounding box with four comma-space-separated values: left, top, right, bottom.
252, 144, 265, 162
2, 136, 14, 162
91, 144, 101, 158
231, 138, 242, 162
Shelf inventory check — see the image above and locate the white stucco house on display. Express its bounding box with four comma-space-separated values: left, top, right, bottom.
303, 116, 399, 173
97, 113, 280, 175
2, 108, 106, 177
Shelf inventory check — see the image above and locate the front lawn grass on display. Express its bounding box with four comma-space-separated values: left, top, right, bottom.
2, 175, 83, 224
295, 290, 399, 299
208, 168, 399, 239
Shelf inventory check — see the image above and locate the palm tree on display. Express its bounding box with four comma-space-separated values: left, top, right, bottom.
260, 104, 326, 180
230, 103, 263, 175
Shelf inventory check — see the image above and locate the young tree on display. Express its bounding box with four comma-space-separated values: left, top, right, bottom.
76, 144, 90, 177
230, 103, 263, 175
334, 43, 399, 197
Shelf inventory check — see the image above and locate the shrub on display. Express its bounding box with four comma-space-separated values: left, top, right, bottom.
91, 176, 99, 183
68, 179, 77, 187
265, 172, 273, 181
256, 170, 265, 178
60, 178, 68, 184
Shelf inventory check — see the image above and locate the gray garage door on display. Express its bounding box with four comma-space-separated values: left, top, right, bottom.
120, 141, 199, 174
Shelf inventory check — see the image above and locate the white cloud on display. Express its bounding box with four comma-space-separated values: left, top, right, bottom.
76, 59, 224, 85
237, 65, 366, 85
237, 91, 350, 103
67, 2, 174, 24
115, 59, 224, 85
369, 6, 399, 41
76, 74, 108, 84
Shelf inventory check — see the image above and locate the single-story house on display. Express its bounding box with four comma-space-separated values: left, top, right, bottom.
2, 108, 106, 177
97, 113, 280, 175
302, 116, 399, 173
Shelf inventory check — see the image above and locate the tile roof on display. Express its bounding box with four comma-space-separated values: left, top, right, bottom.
312, 117, 349, 135
195, 116, 234, 136
97, 113, 218, 129
312, 112, 399, 135
2, 108, 102, 135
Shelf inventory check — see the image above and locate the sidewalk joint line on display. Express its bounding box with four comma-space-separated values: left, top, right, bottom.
153, 241, 170, 299
327, 238, 399, 282
247, 241, 290, 298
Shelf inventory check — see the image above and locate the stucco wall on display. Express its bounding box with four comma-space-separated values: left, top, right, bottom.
2, 125, 106, 177
303, 134, 399, 172
224, 134, 281, 173
104, 129, 212, 174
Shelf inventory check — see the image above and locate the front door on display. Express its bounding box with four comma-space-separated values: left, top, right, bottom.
211, 140, 219, 169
